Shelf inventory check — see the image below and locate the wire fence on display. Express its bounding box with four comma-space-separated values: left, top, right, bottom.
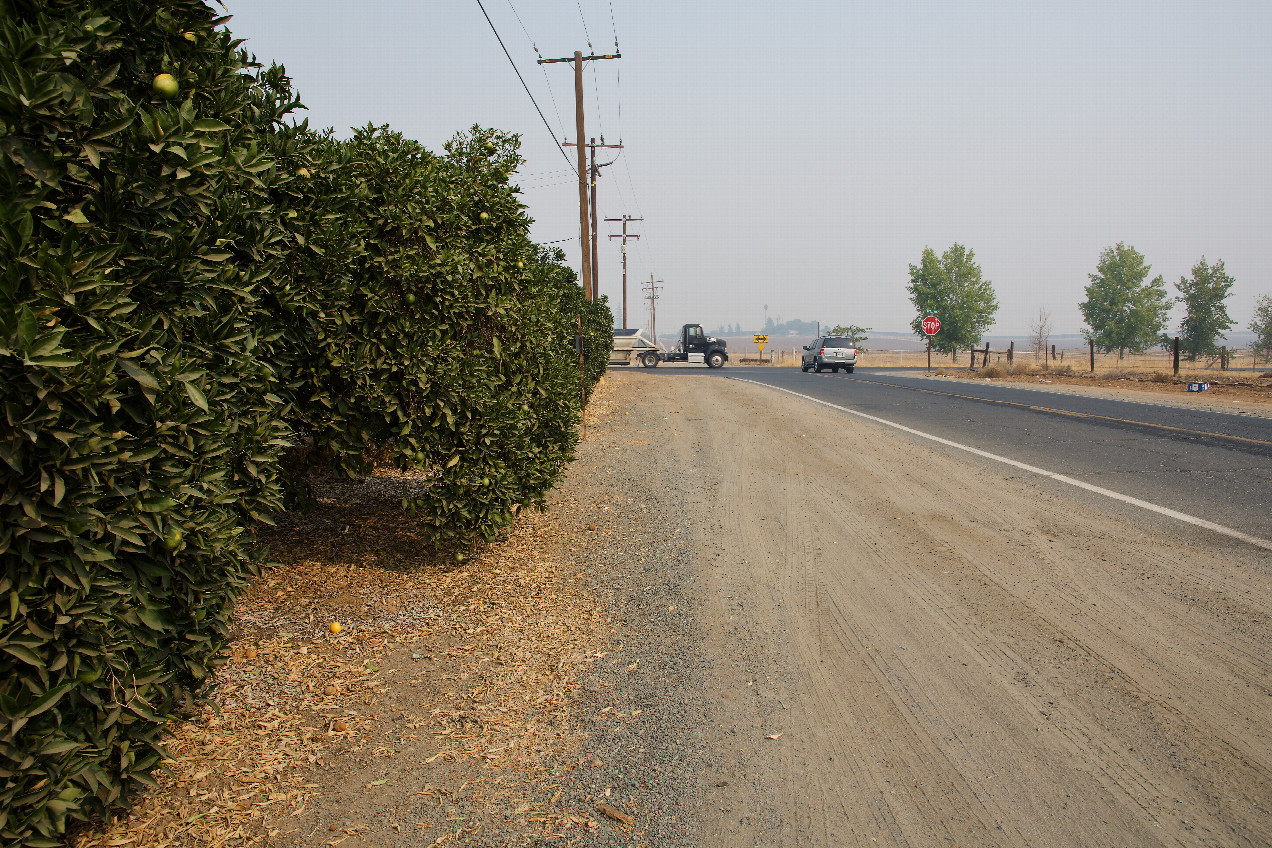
733, 346, 1271, 374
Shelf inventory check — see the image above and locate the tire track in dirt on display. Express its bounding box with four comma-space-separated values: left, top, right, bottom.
692, 381, 1013, 846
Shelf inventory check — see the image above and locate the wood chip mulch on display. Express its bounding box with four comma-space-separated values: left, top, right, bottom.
73, 379, 630, 848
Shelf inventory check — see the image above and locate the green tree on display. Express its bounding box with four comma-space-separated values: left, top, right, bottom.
1080, 243, 1171, 358
1251, 294, 1272, 365
270, 125, 610, 543
0, 2, 298, 842
827, 324, 871, 350
1176, 257, 1236, 359
906, 244, 998, 354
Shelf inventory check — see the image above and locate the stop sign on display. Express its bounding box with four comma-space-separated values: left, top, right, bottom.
921, 316, 941, 336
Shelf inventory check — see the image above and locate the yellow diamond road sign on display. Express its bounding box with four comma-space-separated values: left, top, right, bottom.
753, 334, 768, 344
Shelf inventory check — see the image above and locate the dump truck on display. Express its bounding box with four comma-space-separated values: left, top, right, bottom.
614, 323, 728, 368
609, 328, 661, 365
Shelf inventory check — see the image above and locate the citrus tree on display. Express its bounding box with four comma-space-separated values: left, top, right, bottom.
270, 124, 611, 543
1, 6, 611, 844
0, 2, 307, 843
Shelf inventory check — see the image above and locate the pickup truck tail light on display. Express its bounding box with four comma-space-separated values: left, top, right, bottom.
819, 348, 825, 355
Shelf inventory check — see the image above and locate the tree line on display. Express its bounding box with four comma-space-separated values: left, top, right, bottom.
0, 3, 611, 845
905, 242, 1272, 363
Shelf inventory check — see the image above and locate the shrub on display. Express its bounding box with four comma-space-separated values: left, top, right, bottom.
0, 2, 297, 843
980, 362, 1035, 378
272, 125, 612, 543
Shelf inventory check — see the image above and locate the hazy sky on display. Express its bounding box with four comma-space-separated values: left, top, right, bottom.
225, 1, 1270, 338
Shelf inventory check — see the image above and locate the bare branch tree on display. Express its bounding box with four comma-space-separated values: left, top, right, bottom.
1029, 307, 1052, 361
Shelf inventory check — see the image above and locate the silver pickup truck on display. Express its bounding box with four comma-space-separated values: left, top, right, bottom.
801, 337, 858, 373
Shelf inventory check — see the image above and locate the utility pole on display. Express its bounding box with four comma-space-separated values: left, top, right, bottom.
565, 139, 623, 300
642, 274, 662, 345
606, 215, 642, 328
539, 51, 620, 300
590, 140, 599, 301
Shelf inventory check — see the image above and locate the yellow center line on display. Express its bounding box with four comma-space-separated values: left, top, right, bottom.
856, 377, 1272, 448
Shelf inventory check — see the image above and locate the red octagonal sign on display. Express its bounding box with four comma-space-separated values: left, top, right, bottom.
921, 316, 942, 336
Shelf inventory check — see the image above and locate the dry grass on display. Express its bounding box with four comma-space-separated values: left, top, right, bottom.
977, 362, 1044, 379
933, 362, 1272, 409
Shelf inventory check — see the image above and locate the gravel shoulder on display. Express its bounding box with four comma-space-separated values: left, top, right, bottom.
75, 369, 1272, 848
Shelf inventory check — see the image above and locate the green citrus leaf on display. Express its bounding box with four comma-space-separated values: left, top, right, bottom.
182, 381, 209, 412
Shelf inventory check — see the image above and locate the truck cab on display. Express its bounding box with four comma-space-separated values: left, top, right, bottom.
682, 325, 710, 355
637, 323, 727, 368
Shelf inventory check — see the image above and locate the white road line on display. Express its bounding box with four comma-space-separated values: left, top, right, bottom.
734, 378, 1272, 553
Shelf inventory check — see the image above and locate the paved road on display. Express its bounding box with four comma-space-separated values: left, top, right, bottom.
622, 365, 1272, 545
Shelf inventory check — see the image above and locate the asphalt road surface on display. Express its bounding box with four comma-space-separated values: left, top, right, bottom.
588, 368, 1272, 847
655, 365, 1272, 546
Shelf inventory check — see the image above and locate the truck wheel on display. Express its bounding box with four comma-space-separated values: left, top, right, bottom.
801, 361, 809, 372
846, 366, 855, 373
812, 361, 822, 373
642, 352, 660, 368
707, 351, 726, 369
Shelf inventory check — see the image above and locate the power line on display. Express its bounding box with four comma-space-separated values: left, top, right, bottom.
517, 176, 579, 190
473, 0, 573, 167
502, 0, 536, 48
502, 0, 569, 141
539, 63, 567, 138
590, 62, 606, 142
518, 168, 575, 181
575, 0, 593, 51
620, 155, 645, 225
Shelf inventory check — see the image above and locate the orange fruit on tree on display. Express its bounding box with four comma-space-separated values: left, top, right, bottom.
152, 73, 179, 99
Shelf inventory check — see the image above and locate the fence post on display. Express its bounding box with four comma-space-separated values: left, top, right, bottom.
1173, 337, 1180, 376
1089, 340, 1095, 373
1221, 345, 1227, 371
969, 349, 975, 369
1051, 343, 1056, 362
1008, 341, 1014, 363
